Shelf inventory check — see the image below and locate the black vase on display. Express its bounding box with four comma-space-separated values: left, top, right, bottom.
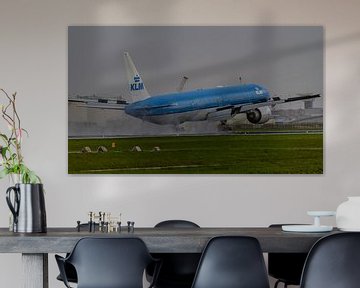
6, 183, 47, 233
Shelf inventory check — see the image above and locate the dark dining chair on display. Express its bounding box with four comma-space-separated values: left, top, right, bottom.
268, 224, 308, 288
300, 232, 360, 288
55, 237, 161, 288
56, 262, 77, 284
147, 220, 201, 288
191, 236, 270, 288
56, 223, 99, 284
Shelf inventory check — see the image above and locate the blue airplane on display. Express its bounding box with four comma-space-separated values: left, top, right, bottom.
70, 52, 320, 125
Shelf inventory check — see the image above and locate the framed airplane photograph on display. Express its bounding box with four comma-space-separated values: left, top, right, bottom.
68, 26, 323, 174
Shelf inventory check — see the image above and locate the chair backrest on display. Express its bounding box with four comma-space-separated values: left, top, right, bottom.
151, 220, 201, 286
300, 232, 360, 288
191, 236, 270, 288
67, 237, 154, 288
155, 220, 200, 228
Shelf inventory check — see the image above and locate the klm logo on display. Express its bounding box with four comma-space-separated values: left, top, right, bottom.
130, 75, 144, 91
130, 82, 144, 91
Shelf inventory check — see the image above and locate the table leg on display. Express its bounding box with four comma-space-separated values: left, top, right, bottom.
22, 253, 48, 288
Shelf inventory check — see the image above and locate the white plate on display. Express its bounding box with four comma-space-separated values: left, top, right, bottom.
307, 211, 336, 217
282, 225, 333, 232
338, 227, 360, 232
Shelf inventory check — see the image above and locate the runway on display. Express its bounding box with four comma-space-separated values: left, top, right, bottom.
68, 130, 323, 140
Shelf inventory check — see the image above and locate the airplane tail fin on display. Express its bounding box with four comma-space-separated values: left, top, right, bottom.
124, 52, 150, 102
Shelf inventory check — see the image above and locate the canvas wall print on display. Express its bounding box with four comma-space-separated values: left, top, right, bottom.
68, 26, 323, 174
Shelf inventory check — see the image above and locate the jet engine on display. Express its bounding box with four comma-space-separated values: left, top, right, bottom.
246, 106, 271, 124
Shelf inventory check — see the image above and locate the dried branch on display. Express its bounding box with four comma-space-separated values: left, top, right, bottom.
0, 88, 39, 183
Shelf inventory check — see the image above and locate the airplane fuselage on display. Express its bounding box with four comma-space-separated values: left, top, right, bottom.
125, 84, 270, 125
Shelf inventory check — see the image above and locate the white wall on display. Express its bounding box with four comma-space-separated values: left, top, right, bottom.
0, 0, 360, 287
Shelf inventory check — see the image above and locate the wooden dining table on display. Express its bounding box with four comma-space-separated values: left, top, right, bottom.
0, 226, 339, 288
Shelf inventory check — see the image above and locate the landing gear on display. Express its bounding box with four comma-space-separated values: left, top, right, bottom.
174, 124, 185, 136
218, 120, 231, 131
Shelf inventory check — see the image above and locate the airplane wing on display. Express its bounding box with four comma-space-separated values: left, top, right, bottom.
176, 76, 189, 92
68, 97, 128, 110
233, 93, 321, 114
206, 93, 320, 121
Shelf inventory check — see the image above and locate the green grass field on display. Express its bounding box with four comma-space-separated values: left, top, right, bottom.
68, 134, 323, 174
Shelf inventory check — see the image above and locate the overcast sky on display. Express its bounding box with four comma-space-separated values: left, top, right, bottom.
68, 26, 323, 107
